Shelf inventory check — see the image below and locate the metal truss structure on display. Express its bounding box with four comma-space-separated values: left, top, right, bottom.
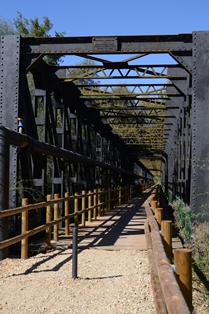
0, 32, 209, 220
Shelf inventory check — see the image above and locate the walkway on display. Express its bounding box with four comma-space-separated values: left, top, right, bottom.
53, 189, 182, 251
0, 190, 183, 314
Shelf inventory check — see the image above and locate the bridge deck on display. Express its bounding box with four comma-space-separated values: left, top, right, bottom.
53, 191, 182, 252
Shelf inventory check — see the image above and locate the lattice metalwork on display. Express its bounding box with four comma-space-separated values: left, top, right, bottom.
1, 32, 203, 217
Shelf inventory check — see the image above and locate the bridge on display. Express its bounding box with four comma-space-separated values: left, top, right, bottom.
0, 30, 207, 314
0, 34, 207, 242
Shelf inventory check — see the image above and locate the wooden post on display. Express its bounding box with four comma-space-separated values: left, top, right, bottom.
54, 194, 59, 241
46, 194, 52, 246
118, 186, 122, 205
74, 192, 79, 227
124, 186, 126, 202
130, 185, 133, 199
124, 186, 126, 203
101, 188, 105, 215
108, 188, 111, 212
82, 190, 86, 226
64, 192, 69, 235
104, 188, 107, 214
174, 249, 192, 312
88, 190, 92, 222
157, 185, 161, 206
21, 198, 28, 260
121, 187, 124, 204
98, 189, 101, 217
123, 186, 125, 203
151, 200, 157, 214
161, 220, 172, 263
93, 189, 97, 220
114, 187, 117, 207
155, 188, 159, 202
155, 207, 163, 230
149, 193, 155, 204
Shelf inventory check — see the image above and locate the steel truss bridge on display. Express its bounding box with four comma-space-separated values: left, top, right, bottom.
0, 32, 208, 222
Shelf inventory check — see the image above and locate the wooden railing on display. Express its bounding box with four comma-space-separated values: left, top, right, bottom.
145, 185, 192, 314
0, 183, 151, 260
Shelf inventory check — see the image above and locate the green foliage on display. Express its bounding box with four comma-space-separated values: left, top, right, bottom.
169, 190, 209, 280
68, 59, 100, 85
153, 176, 161, 183
11, 177, 45, 205
110, 84, 132, 107
192, 222, 209, 279
14, 12, 65, 66
0, 16, 16, 35
171, 198, 192, 244
0, 12, 65, 66
14, 12, 52, 37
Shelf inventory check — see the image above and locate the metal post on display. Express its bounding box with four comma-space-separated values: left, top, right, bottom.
0, 126, 9, 260
72, 227, 78, 279
74, 192, 79, 227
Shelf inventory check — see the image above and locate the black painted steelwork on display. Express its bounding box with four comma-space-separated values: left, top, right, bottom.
0, 32, 208, 229
72, 227, 78, 279
0, 127, 9, 259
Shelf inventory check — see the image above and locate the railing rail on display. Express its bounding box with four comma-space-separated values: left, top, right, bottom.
145, 185, 192, 313
0, 183, 151, 259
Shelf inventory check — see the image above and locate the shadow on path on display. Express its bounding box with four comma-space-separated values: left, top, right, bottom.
12, 190, 151, 276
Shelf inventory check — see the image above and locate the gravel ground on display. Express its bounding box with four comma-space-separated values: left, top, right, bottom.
0, 248, 155, 314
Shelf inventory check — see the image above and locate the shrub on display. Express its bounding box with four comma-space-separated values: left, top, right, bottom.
169, 192, 209, 279
171, 199, 192, 245
191, 221, 209, 278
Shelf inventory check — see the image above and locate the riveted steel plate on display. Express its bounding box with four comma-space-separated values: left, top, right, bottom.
191, 31, 209, 218
92, 37, 118, 52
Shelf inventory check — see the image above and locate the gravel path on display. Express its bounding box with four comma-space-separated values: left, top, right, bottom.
0, 248, 155, 314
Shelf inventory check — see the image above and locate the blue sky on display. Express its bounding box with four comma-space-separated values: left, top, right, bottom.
1, 0, 209, 37
1, 1, 208, 71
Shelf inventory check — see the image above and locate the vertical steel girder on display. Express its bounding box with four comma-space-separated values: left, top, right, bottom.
163, 65, 191, 204
0, 127, 9, 259
191, 31, 209, 219
0, 35, 20, 208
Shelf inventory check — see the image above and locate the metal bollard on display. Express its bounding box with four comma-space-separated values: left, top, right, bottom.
72, 227, 78, 279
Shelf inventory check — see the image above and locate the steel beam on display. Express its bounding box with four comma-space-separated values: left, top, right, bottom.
191, 31, 209, 219
20, 34, 193, 55
0, 127, 9, 259
0, 35, 20, 209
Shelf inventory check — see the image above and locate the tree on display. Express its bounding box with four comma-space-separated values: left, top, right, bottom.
14, 12, 53, 37
0, 16, 16, 35
67, 59, 100, 85
14, 12, 65, 65
0, 12, 65, 66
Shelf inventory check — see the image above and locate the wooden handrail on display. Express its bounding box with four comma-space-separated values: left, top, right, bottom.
145, 200, 190, 313
147, 185, 191, 314
0, 184, 145, 254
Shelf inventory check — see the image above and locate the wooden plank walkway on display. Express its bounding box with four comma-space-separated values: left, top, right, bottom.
54, 190, 182, 252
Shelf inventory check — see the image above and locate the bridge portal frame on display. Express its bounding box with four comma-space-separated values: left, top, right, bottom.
0, 32, 208, 220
